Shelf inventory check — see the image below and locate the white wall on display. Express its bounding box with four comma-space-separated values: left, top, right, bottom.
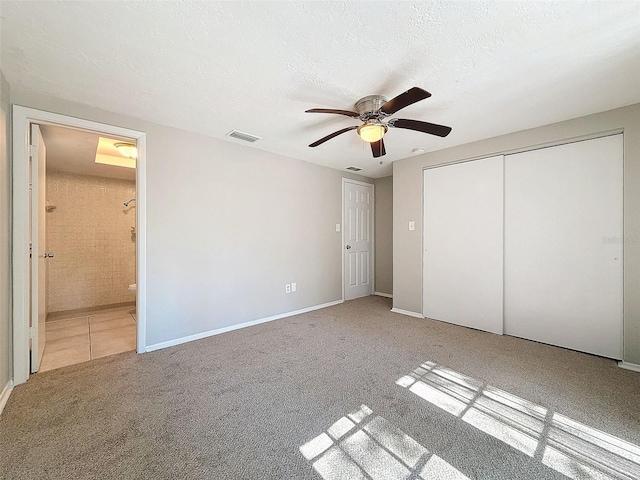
10, 89, 370, 347
393, 103, 640, 365
0, 70, 11, 393
374, 175, 392, 295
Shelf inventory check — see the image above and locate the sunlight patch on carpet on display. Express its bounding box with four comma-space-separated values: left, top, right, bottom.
397, 361, 640, 480
300, 404, 469, 480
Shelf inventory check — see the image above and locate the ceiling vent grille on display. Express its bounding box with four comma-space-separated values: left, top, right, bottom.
346, 166, 363, 172
226, 130, 261, 143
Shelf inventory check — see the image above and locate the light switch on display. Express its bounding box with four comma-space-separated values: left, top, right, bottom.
409, 221, 415, 231
336, 224, 341, 232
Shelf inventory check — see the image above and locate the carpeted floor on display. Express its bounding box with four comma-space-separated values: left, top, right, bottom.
1, 296, 639, 479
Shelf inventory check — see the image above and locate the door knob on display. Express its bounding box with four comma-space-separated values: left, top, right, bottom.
44, 252, 54, 258
345, 245, 351, 250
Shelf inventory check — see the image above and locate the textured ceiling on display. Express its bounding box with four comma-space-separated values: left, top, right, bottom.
2, 1, 639, 178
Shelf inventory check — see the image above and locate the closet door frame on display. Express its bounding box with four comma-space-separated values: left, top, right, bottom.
421, 130, 624, 360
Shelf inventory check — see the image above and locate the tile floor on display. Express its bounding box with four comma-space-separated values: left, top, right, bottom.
39, 305, 136, 372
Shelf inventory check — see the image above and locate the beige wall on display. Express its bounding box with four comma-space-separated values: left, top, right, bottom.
11, 89, 371, 347
393, 103, 640, 364
0, 70, 11, 392
46, 171, 136, 313
374, 175, 392, 296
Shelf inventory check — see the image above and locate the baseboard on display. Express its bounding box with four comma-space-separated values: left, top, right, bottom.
146, 299, 344, 352
47, 301, 136, 322
618, 361, 640, 373
374, 292, 393, 299
390, 308, 424, 319
0, 380, 14, 416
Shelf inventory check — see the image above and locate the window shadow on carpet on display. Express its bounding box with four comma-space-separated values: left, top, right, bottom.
299, 404, 469, 479
397, 361, 640, 480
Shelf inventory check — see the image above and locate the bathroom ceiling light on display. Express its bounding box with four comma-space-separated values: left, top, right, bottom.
95, 137, 136, 169
115, 142, 138, 159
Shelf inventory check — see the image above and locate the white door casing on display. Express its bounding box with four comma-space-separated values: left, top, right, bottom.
12, 106, 147, 385
423, 156, 504, 335
30, 124, 47, 372
343, 179, 374, 300
504, 134, 623, 359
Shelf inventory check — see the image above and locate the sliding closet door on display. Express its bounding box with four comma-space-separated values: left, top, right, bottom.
423, 156, 504, 335
504, 135, 623, 359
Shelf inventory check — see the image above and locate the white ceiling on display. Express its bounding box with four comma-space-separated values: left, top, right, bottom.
39, 125, 136, 180
2, 1, 639, 178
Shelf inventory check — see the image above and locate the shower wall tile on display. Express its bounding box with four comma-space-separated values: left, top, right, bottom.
46, 171, 136, 313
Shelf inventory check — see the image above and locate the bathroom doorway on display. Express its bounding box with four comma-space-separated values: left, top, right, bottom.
37, 124, 138, 371
12, 106, 147, 384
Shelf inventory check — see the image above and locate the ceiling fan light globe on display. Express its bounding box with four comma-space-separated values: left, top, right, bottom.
358, 124, 387, 143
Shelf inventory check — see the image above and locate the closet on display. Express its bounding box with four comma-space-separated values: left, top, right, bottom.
423, 134, 623, 359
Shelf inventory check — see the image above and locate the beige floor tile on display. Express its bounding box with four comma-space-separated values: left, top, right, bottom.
98, 305, 133, 314
44, 333, 89, 353
91, 325, 136, 359
39, 343, 91, 372
90, 316, 135, 333
46, 322, 89, 341
46, 317, 88, 331
89, 309, 137, 323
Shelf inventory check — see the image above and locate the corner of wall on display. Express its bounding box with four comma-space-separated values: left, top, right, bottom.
0, 68, 14, 396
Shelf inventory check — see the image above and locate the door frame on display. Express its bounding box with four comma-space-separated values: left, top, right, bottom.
341, 178, 375, 301
12, 105, 147, 385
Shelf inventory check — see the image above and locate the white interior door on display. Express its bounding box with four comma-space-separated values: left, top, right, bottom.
504, 135, 623, 359
30, 124, 47, 372
423, 156, 504, 335
343, 180, 374, 300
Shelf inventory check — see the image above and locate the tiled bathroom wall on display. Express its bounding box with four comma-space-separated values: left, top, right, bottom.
46, 171, 136, 313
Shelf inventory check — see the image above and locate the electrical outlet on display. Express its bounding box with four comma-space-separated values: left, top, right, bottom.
291, 282, 297, 292
285, 284, 291, 294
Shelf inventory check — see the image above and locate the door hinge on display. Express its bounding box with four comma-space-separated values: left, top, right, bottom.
29, 144, 36, 157
29, 326, 35, 339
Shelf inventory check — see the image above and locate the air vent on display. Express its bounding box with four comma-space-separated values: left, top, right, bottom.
346, 166, 363, 172
226, 130, 261, 143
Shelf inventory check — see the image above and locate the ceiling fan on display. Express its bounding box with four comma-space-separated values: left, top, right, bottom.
306, 87, 451, 158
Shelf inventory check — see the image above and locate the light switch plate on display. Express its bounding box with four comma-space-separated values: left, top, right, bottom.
291, 282, 297, 292
336, 224, 341, 232
409, 221, 415, 231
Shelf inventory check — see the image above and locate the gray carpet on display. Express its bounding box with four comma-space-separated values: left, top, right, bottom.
2, 296, 639, 479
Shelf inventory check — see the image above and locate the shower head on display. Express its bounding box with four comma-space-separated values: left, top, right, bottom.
123, 199, 136, 207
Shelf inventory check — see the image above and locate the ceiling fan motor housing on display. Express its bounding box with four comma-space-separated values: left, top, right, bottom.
355, 95, 389, 116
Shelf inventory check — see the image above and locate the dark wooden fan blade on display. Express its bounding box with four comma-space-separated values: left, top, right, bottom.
309, 126, 359, 147
370, 138, 386, 158
390, 118, 452, 137
380, 87, 431, 115
306, 108, 360, 118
